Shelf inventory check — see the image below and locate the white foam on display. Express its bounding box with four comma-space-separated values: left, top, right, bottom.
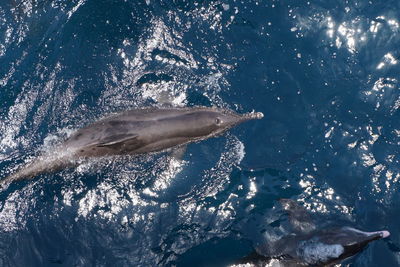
297, 240, 344, 265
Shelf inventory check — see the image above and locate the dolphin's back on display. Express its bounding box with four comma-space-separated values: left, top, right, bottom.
63, 108, 211, 157
101, 107, 209, 122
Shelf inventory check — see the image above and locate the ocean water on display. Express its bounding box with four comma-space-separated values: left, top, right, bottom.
0, 0, 399, 266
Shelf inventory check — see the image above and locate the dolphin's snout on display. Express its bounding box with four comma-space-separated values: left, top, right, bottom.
361, 229, 390, 239
252, 111, 264, 119
242, 111, 264, 121
379, 230, 390, 238
344, 227, 391, 240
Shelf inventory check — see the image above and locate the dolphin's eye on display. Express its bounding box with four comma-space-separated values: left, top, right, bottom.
215, 118, 222, 125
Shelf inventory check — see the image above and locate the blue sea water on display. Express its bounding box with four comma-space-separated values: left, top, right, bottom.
0, 0, 400, 266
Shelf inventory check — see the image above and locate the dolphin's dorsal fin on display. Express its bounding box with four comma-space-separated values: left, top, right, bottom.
279, 199, 316, 234
97, 133, 139, 147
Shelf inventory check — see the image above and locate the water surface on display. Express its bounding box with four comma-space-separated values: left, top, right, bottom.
0, 0, 399, 266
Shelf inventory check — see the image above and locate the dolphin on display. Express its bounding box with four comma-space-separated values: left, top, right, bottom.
234, 199, 390, 267
2, 107, 263, 186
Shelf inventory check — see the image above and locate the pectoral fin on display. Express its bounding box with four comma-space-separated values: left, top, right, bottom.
97, 133, 139, 147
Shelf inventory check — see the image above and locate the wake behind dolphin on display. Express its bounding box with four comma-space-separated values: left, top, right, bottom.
2, 106, 263, 186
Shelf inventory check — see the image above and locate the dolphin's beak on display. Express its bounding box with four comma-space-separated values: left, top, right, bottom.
239, 111, 264, 122
363, 230, 390, 241
342, 228, 390, 250
220, 110, 264, 128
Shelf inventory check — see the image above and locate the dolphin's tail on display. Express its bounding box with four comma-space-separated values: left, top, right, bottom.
1, 155, 75, 189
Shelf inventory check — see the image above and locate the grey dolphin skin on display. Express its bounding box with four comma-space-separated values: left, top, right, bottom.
234, 199, 390, 267
2, 107, 263, 186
